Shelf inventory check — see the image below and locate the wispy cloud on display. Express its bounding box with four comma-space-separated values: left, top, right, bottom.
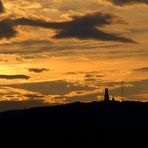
51, 91, 100, 103
134, 67, 148, 72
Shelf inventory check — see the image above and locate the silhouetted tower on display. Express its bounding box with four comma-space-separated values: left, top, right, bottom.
104, 88, 110, 102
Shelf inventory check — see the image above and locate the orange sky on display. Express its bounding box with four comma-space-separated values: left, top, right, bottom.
0, 0, 148, 111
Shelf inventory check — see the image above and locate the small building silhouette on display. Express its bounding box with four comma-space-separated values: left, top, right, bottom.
104, 88, 110, 102
112, 97, 115, 102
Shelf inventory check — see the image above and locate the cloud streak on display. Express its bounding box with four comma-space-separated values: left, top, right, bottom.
6, 80, 95, 95
134, 67, 148, 72
28, 68, 49, 73
0, 74, 30, 80
107, 0, 148, 6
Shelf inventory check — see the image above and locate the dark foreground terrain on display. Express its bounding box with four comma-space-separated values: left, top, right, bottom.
0, 101, 148, 146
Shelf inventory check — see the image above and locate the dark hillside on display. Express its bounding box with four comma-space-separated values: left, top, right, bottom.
0, 101, 148, 146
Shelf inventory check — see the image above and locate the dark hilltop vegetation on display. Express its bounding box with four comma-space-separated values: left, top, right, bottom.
0, 100, 148, 146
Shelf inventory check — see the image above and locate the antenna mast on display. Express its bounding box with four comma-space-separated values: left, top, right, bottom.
122, 81, 124, 101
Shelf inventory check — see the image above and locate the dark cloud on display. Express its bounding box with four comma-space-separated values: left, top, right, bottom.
0, 20, 17, 38
0, 99, 48, 112
0, 74, 30, 80
66, 71, 105, 81
23, 94, 44, 98
85, 73, 104, 78
66, 72, 78, 75
84, 78, 97, 82
85, 74, 94, 78
6, 80, 96, 95
134, 67, 148, 72
0, 86, 45, 112
0, 12, 135, 43
84, 73, 104, 82
52, 12, 135, 43
28, 68, 49, 73
108, 0, 148, 6
0, 91, 100, 112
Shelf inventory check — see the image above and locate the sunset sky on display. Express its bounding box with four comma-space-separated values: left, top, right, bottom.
0, 0, 148, 111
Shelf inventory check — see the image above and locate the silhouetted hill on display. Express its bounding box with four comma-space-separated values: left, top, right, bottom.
0, 101, 148, 146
